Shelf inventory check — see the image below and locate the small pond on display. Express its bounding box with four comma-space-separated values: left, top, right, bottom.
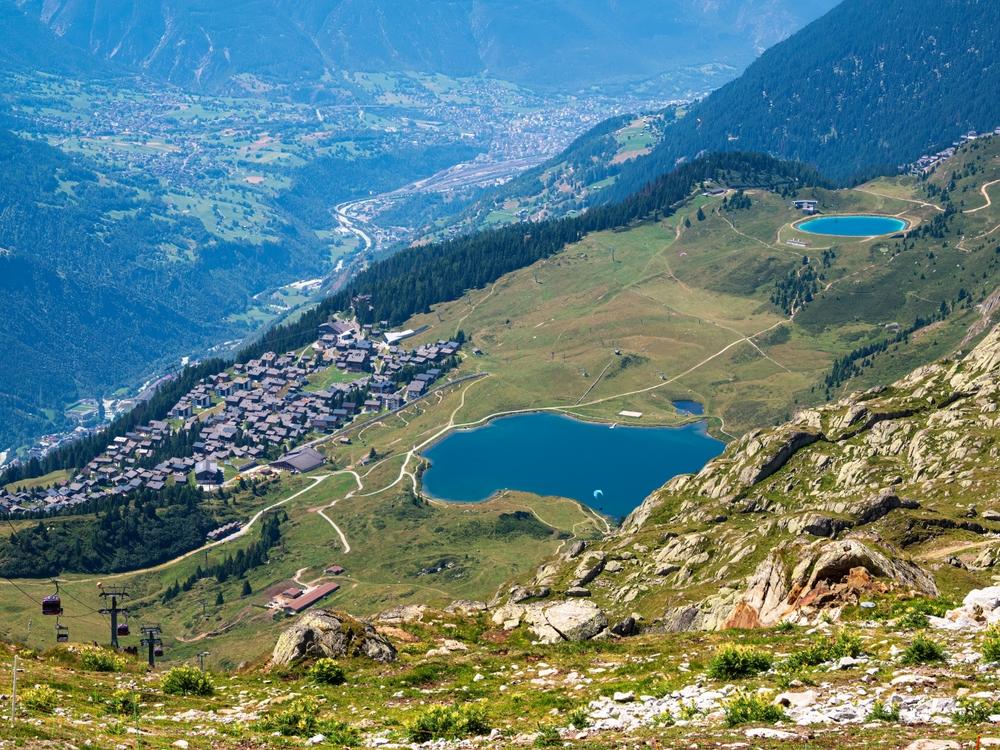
797, 215, 908, 237
420, 412, 724, 518
672, 400, 705, 416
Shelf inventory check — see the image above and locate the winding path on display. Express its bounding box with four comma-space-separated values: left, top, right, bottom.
853, 186, 944, 213
314, 471, 361, 553
964, 179, 1000, 214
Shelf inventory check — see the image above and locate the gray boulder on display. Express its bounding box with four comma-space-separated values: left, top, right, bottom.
271, 610, 397, 666
525, 599, 608, 644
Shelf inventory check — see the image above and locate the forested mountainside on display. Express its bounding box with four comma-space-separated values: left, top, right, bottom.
598, 0, 1000, 191
1, 151, 823, 487
10, 0, 837, 92
0, 128, 326, 452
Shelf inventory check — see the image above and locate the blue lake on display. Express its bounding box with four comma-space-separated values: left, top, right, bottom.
798, 215, 907, 237
420, 412, 724, 517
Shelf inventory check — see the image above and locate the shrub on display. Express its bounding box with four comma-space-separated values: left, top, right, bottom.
21, 684, 58, 713
900, 635, 946, 665
954, 697, 1000, 725
723, 693, 785, 727
707, 645, 773, 679
534, 725, 562, 747
262, 697, 321, 737
982, 626, 1000, 663
784, 630, 864, 669
406, 704, 491, 742
79, 646, 126, 673
161, 665, 215, 696
867, 700, 900, 722
309, 658, 347, 685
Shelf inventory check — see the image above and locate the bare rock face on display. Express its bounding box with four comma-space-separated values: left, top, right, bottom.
271, 610, 397, 666
571, 551, 607, 587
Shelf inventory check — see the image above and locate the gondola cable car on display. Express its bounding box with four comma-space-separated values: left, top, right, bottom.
42, 581, 63, 616
55, 619, 69, 643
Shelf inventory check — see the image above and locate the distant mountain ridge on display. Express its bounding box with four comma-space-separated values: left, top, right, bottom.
600, 0, 1000, 188
9, 0, 838, 92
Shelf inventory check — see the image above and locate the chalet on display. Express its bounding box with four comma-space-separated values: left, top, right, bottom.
171, 401, 193, 418
406, 380, 428, 400
311, 416, 339, 432
792, 199, 819, 215
325, 565, 345, 575
194, 460, 223, 485
344, 350, 371, 372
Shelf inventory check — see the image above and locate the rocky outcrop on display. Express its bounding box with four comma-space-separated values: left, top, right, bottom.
523, 324, 1000, 632
785, 513, 852, 538
658, 538, 939, 631
271, 610, 397, 666
708, 539, 938, 629
373, 604, 427, 624
444, 600, 488, 616
931, 587, 1000, 630
847, 491, 919, 525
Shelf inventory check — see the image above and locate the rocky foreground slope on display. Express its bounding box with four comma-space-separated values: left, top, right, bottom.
499, 321, 1000, 639
8, 331, 1000, 748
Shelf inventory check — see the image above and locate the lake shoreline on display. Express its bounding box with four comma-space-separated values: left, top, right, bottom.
417, 410, 723, 516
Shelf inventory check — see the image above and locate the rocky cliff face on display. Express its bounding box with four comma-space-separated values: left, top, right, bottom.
517, 323, 1000, 633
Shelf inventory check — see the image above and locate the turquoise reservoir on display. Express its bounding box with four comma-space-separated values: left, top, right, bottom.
798, 215, 907, 237
420, 412, 724, 518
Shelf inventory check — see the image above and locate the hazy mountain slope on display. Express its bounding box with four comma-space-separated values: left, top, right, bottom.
11, 0, 838, 91
0, 0, 109, 75
603, 0, 1000, 191
0, 128, 326, 452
